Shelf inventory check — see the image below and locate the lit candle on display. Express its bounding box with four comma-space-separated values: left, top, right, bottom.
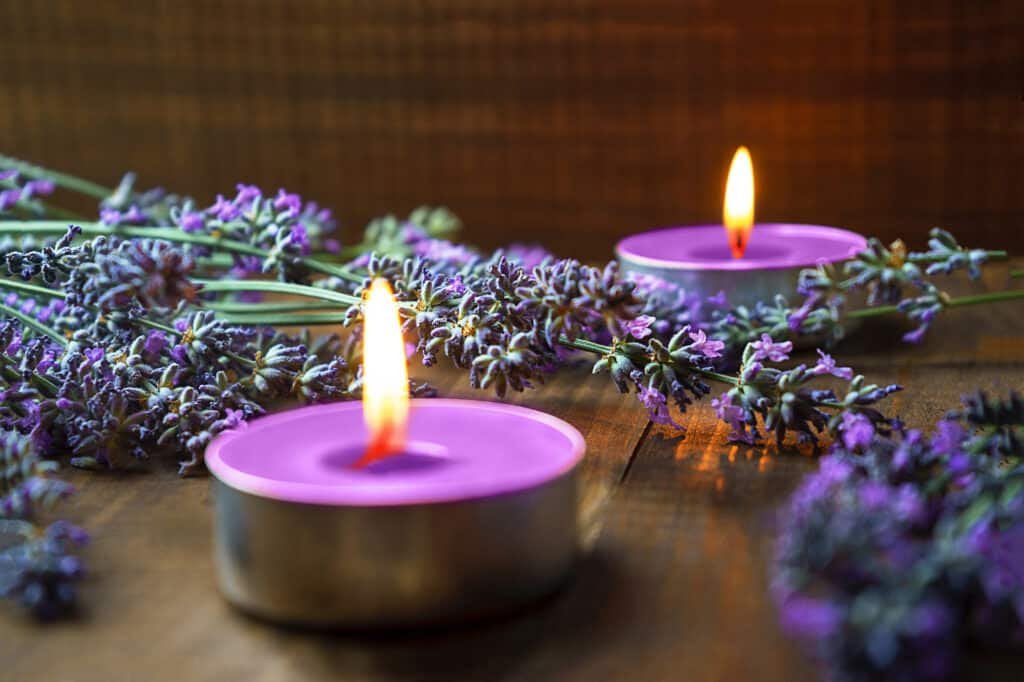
205, 280, 585, 627
616, 146, 867, 309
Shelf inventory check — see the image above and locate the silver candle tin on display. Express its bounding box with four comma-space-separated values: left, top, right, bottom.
616, 223, 869, 311
211, 470, 579, 628
205, 400, 586, 629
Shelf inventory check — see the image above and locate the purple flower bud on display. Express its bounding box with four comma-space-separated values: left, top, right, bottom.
56, 398, 74, 410
810, 350, 854, 380
637, 385, 681, 428
179, 211, 204, 233
688, 328, 725, 358
25, 179, 56, 195
839, 412, 875, 451
902, 326, 928, 344
778, 595, 843, 639
122, 206, 147, 224
100, 208, 123, 225
273, 189, 302, 216
170, 344, 188, 365
289, 224, 311, 255
235, 183, 262, 205
211, 195, 240, 222
624, 315, 655, 340
707, 290, 729, 307
36, 352, 55, 373
143, 330, 168, 357
750, 333, 793, 363
930, 419, 965, 456
0, 189, 22, 210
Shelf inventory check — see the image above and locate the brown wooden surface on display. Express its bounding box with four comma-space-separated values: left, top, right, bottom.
1, 1, 1022, 259
0, 265, 1021, 680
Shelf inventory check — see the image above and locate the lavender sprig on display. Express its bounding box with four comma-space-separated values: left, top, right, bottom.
773, 391, 1024, 681
0, 430, 85, 620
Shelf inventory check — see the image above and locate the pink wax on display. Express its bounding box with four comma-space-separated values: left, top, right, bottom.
205, 399, 586, 507
616, 223, 866, 271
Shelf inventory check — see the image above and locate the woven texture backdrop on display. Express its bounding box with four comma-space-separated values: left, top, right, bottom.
1, 1, 1021, 258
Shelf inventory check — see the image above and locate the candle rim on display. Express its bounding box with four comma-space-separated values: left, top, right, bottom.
615, 223, 867, 272
205, 398, 586, 507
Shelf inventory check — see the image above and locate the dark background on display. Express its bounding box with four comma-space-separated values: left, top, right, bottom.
1, 0, 1021, 259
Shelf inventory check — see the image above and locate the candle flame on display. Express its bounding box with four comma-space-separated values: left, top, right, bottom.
358, 278, 409, 466
723, 146, 755, 259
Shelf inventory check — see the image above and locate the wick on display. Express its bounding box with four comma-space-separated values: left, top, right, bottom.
729, 230, 748, 259
353, 425, 403, 468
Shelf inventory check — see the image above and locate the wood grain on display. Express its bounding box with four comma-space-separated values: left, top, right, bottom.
0, 1, 1021, 259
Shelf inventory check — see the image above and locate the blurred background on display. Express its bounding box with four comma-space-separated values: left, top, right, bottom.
1, 0, 1020, 260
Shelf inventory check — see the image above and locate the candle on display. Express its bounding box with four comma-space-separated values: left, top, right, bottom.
205, 280, 585, 627
616, 147, 867, 309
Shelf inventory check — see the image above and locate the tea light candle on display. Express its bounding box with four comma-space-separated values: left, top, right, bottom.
616, 147, 867, 309
206, 281, 586, 627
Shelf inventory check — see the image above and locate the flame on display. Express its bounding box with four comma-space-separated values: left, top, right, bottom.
723, 146, 755, 258
358, 278, 409, 466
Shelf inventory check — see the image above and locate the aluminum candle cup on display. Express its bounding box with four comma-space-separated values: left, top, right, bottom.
616, 224, 868, 310
205, 399, 586, 628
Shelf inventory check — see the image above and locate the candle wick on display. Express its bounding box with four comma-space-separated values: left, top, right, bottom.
729, 230, 748, 259
354, 426, 403, 468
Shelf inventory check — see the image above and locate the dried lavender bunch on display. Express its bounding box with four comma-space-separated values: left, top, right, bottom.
711, 228, 1015, 348
312, 251, 896, 444
710, 337, 900, 445
103, 179, 339, 281
0, 169, 57, 219
0, 430, 86, 620
773, 391, 1024, 681
0, 230, 365, 477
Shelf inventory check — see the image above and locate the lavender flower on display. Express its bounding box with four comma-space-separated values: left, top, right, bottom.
750, 333, 793, 362
811, 350, 854, 380
773, 391, 1024, 681
623, 315, 655, 340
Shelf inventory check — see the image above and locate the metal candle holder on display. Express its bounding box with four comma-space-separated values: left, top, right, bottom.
205, 400, 586, 628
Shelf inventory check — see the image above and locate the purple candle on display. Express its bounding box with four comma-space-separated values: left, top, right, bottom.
617, 147, 867, 308
206, 399, 584, 507
205, 280, 586, 628
616, 223, 867, 309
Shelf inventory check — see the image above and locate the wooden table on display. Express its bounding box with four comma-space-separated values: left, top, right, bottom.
2, 267, 1022, 681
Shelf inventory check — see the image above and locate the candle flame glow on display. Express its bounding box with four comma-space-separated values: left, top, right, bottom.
723, 146, 755, 259
359, 278, 409, 466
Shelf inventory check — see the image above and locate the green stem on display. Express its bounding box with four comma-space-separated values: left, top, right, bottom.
946, 289, 1024, 308
205, 300, 344, 314
557, 336, 739, 386
0, 279, 62, 300
908, 250, 1008, 264
217, 312, 347, 326
0, 222, 364, 284
0, 155, 112, 199
845, 288, 1024, 320
193, 279, 361, 307
0, 302, 67, 346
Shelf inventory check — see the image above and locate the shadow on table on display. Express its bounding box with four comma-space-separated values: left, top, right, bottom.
273, 548, 634, 680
